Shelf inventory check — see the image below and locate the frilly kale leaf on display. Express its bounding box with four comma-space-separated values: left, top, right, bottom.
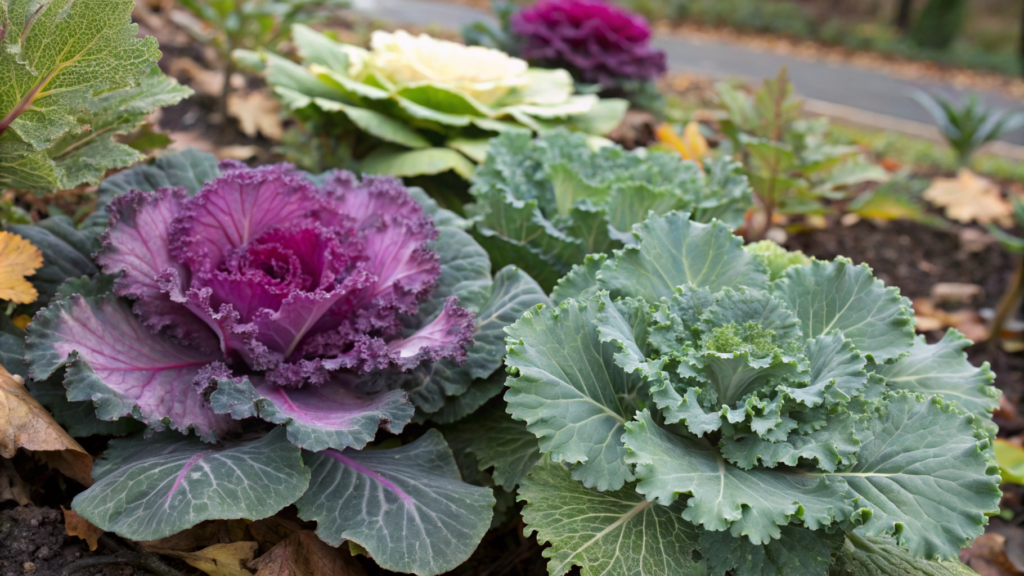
497, 211, 1000, 576
468, 130, 753, 291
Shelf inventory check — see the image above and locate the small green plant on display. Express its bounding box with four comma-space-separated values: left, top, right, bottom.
987, 198, 1024, 345
909, 0, 966, 50
176, 0, 345, 110
913, 91, 1024, 166
715, 68, 888, 238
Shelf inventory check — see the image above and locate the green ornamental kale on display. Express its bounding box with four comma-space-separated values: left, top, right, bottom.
456, 211, 1001, 576
467, 130, 753, 291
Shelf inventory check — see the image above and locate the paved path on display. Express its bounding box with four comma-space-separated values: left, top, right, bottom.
351, 0, 1024, 145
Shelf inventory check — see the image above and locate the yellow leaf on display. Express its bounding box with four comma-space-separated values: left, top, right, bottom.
11, 314, 30, 329
0, 231, 42, 304
249, 531, 366, 576
923, 169, 1013, 227
994, 438, 1024, 485
63, 508, 104, 551
151, 541, 259, 576
0, 364, 93, 486
656, 121, 709, 165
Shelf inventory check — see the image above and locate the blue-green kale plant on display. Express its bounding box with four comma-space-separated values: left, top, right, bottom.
449, 211, 1002, 576
466, 129, 752, 291
15, 148, 549, 575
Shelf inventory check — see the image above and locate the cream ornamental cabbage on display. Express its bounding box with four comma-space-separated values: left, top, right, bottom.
251, 25, 628, 179
365, 30, 530, 105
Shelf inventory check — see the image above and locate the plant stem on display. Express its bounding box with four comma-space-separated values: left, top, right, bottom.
988, 254, 1024, 346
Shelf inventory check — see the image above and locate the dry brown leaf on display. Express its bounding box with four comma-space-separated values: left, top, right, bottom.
151, 541, 259, 576
923, 169, 1014, 227
228, 92, 284, 141
0, 231, 43, 304
167, 57, 224, 97
0, 365, 92, 486
249, 531, 366, 576
247, 516, 303, 552
960, 532, 1023, 576
140, 520, 249, 553
0, 458, 30, 505
63, 508, 104, 551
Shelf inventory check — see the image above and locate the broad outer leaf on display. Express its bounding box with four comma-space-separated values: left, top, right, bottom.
422, 370, 505, 425
211, 377, 413, 453
82, 148, 221, 237
519, 458, 703, 576
443, 400, 541, 491
830, 534, 980, 576
26, 290, 235, 441
624, 410, 851, 544
505, 297, 640, 491
26, 370, 144, 438
816, 392, 1001, 560
0, 364, 92, 486
73, 427, 310, 542
872, 330, 999, 426
468, 265, 550, 379
248, 531, 367, 576
296, 430, 494, 576
771, 258, 914, 363
598, 212, 769, 302
551, 253, 606, 304
701, 525, 844, 576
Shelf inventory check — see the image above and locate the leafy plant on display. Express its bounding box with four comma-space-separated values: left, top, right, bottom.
909, 0, 966, 51
715, 69, 889, 238
16, 149, 550, 575
451, 211, 1001, 575
462, 0, 520, 54
913, 91, 1024, 166
466, 129, 752, 291
175, 0, 345, 109
0, 0, 191, 194
250, 26, 628, 179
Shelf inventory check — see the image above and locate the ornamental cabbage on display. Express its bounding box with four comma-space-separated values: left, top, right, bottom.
452, 211, 1002, 576
253, 25, 628, 179
467, 129, 752, 291
23, 150, 549, 575
511, 0, 667, 88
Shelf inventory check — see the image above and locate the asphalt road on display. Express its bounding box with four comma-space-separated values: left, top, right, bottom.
350, 0, 1024, 144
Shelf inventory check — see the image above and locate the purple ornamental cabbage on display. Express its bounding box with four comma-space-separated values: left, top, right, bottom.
511, 0, 667, 87
32, 161, 475, 439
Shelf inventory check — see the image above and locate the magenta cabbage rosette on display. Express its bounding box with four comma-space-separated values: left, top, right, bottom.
511, 0, 667, 88
24, 150, 547, 575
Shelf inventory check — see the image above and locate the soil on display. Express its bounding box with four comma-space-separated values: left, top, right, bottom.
0, 506, 124, 576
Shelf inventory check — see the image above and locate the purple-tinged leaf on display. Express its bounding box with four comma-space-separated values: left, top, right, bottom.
25, 289, 236, 441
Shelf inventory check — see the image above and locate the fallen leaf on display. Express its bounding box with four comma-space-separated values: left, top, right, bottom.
150, 541, 259, 576
11, 315, 30, 330
931, 282, 985, 306
657, 121, 709, 165
924, 169, 1013, 227
249, 532, 366, 576
216, 145, 262, 161
228, 91, 284, 141
167, 57, 224, 97
0, 458, 30, 505
248, 516, 303, 552
63, 508, 103, 551
961, 532, 1023, 576
167, 131, 216, 154
0, 365, 92, 486
141, 520, 249, 553
0, 231, 43, 304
